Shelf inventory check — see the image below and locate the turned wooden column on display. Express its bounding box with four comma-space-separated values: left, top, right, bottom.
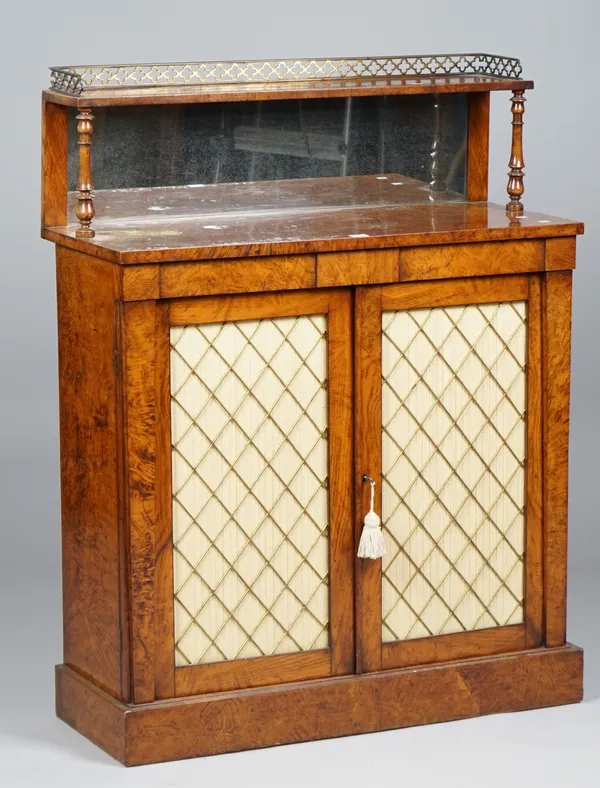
75, 108, 95, 238
506, 90, 526, 214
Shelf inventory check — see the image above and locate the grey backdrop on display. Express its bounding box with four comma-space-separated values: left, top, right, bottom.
1, 1, 598, 785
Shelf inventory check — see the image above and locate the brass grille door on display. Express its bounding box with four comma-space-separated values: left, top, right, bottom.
355, 276, 543, 673
162, 291, 353, 696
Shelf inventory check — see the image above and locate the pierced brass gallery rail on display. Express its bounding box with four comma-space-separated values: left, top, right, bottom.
49, 53, 523, 96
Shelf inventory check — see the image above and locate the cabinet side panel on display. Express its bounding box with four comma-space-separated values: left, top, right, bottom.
42, 99, 68, 227
123, 302, 158, 704
542, 270, 573, 647
466, 93, 490, 202
56, 248, 125, 699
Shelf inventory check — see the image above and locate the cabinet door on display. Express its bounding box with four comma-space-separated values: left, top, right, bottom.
146, 289, 354, 698
355, 275, 543, 673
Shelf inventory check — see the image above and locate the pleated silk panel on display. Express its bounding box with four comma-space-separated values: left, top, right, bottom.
170, 316, 329, 666
381, 302, 527, 642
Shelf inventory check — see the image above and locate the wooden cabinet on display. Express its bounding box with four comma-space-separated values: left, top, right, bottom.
44, 54, 583, 766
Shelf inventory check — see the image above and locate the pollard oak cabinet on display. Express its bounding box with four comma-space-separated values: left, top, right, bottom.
42, 54, 584, 766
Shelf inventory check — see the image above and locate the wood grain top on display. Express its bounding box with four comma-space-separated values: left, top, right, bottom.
42, 177, 583, 264
43, 76, 533, 108
67, 175, 465, 223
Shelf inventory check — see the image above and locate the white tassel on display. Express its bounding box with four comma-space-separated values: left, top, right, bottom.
357, 477, 386, 559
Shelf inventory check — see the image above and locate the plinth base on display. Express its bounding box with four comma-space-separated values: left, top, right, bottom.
56, 644, 583, 767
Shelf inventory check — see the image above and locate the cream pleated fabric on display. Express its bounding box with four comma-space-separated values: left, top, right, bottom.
170, 316, 329, 666
381, 302, 527, 642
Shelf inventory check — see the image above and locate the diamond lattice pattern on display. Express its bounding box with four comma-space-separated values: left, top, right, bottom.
171, 316, 329, 666
382, 302, 527, 642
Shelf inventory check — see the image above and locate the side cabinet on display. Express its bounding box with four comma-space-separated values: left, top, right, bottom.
55, 246, 580, 765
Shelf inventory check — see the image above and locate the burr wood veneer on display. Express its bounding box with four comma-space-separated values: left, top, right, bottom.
42, 54, 583, 766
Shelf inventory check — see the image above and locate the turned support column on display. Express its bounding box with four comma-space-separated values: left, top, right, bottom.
506, 90, 526, 215
75, 108, 95, 238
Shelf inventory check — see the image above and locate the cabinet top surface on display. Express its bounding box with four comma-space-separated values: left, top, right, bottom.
42, 176, 583, 264
45, 53, 532, 106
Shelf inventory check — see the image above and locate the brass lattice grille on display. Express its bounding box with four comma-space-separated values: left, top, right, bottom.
170, 316, 329, 666
381, 302, 527, 642
49, 53, 523, 95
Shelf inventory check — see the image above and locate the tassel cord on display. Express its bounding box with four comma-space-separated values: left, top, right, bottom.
357, 477, 386, 559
